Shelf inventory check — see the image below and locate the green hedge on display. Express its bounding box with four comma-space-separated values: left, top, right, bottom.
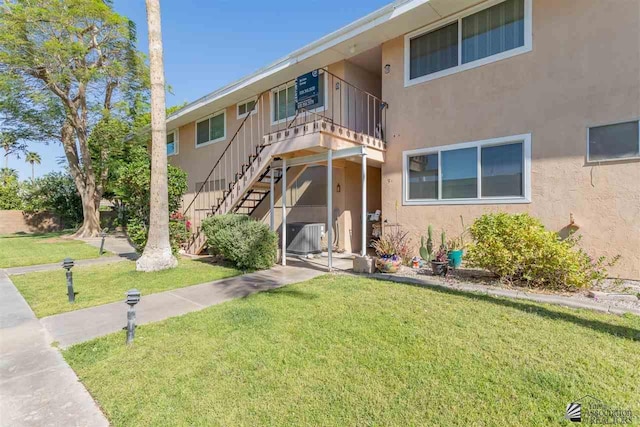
201, 214, 277, 271
465, 213, 618, 290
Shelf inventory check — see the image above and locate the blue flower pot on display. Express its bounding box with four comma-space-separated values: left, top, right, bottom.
447, 250, 463, 268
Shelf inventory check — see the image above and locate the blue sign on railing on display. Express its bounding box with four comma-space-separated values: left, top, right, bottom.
295, 70, 320, 111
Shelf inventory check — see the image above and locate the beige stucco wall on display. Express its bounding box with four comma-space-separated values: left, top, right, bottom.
381, 0, 640, 278
168, 58, 383, 254
255, 162, 382, 254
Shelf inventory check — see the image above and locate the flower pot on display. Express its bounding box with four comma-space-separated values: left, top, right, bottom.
376, 257, 401, 273
431, 261, 449, 276
447, 249, 463, 268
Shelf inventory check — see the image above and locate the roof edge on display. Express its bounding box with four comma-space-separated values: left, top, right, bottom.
166, 0, 423, 126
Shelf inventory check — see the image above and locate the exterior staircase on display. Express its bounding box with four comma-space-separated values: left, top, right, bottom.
183, 70, 387, 254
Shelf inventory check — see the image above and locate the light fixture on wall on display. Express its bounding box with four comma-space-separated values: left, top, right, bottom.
337, 183, 341, 193
384, 64, 391, 74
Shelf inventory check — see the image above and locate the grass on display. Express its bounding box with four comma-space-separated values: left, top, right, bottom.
12, 258, 240, 317
0, 232, 104, 268
64, 275, 640, 427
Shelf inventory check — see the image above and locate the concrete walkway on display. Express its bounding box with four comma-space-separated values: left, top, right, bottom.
79, 235, 138, 261
0, 271, 108, 427
3, 235, 138, 276
42, 259, 326, 348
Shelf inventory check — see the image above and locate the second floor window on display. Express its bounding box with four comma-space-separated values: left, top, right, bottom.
271, 72, 326, 124
167, 131, 177, 156
196, 111, 226, 147
407, 0, 530, 85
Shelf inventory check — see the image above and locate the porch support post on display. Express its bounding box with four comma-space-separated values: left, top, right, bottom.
361, 152, 367, 257
327, 150, 333, 271
281, 159, 287, 266
269, 167, 275, 232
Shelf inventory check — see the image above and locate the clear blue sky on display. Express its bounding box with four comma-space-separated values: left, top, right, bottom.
9, 0, 389, 181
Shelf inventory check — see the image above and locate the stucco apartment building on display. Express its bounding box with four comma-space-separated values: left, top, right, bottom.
166, 0, 640, 278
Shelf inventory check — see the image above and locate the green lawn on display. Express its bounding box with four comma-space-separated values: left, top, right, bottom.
0, 232, 104, 268
64, 275, 640, 427
12, 259, 240, 317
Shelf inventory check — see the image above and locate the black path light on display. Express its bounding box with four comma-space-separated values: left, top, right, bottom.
125, 289, 141, 345
99, 229, 108, 255
62, 258, 75, 303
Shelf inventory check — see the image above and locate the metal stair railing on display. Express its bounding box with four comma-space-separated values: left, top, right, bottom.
183, 68, 387, 253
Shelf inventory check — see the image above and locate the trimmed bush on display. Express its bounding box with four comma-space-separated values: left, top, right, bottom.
465, 213, 618, 290
201, 214, 277, 271
126, 216, 189, 255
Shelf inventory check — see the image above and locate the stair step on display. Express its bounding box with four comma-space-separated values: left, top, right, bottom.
252, 181, 271, 190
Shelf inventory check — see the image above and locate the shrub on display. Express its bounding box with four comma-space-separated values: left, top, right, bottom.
0, 170, 22, 210
126, 216, 189, 255
21, 172, 82, 226
201, 214, 277, 271
114, 146, 189, 254
465, 213, 619, 290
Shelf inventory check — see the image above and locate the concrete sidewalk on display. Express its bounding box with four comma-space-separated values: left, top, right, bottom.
0, 271, 108, 427
3, 235, 138, 276
42, 259, 326, 348
79, 234, 138, 261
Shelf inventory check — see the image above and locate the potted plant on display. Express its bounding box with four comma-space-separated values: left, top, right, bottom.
447, 216, 469, 268
447, 237, 464, 268
431, 246, 449, 276
371, 228, 411, 273
419, 224, 434, 262
430, 231, 449, 276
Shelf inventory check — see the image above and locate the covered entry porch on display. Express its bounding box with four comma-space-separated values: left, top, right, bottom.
264, 146, 382, 270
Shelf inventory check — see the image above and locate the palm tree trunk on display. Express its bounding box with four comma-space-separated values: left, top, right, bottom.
136, 0, 177, 272
31, 162, 34, 181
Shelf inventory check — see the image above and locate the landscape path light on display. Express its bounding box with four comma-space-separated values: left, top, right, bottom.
125, 289, 141, 345
62, 258, 75, 303
99, 229, 108, 255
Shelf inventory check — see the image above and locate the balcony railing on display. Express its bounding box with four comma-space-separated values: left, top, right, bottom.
183, 68, 387, 252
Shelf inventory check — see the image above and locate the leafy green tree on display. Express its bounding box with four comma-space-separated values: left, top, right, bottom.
21, 172, 84, 228
114, 146, 188, 254
1, 132, 24, 169
24, 151, 41, 181
0, 0, 148, 237
0, 169, 22, 209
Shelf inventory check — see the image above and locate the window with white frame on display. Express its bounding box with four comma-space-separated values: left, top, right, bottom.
271, 71, 326, 124
404, 134, 531, 205
166, 130, 178, 156
587, 120, 640, 162
237, 98, 257, 120
195, 111, 226, 147
405, 0, 531, 85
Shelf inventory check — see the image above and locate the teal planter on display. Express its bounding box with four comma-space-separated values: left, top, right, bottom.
447, 250, 463, 268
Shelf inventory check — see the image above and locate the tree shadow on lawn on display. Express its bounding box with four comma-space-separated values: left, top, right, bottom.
263, 286, 320, 300
370, 277, 640, 342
